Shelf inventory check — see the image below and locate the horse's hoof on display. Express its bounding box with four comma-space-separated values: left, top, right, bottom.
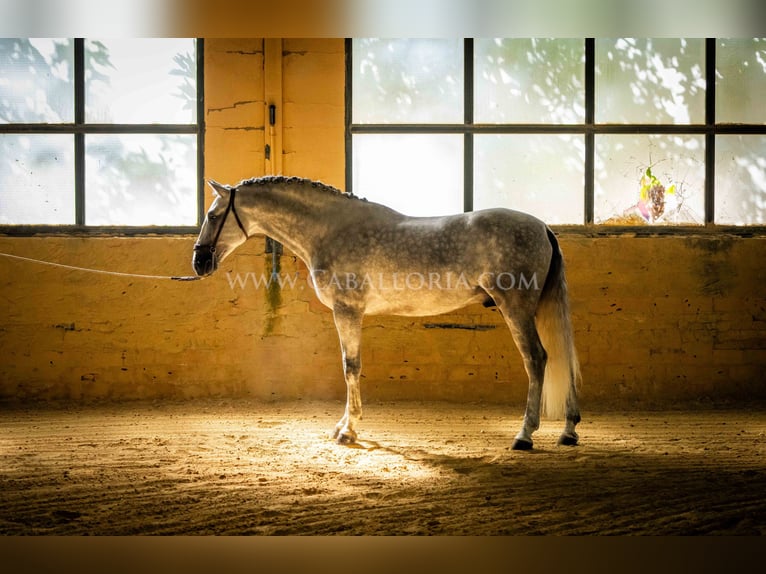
511, 438, 533, 451
557, 434, 579, 446
335, 429, 357, 445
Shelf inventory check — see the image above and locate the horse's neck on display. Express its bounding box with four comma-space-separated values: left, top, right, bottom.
247, 186, 340, 264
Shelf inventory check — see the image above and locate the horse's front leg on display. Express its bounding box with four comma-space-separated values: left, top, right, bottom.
331, 304, 364, 444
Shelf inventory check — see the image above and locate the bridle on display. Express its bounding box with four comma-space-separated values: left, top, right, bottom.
193, 188, 249, 256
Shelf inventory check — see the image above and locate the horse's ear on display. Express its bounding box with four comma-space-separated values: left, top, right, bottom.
208, 180, 231, 198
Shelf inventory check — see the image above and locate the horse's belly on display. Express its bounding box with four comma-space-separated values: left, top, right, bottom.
310, 267, 492, 316
362, 287, 487, 317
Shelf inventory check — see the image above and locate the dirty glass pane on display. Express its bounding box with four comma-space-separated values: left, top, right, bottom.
474, 38, 585, 124
596, 38, 706, 124
352, 134, 463, 216
474, 134, 584, 223
0, 134, 74, 224
595, 134, 705, 225
716, 38, 766, 124
715, 135, 766, 224
352, 38, 463, 124
0, 38, 74, 124
85, 134, 197, 225
85, 39, 197, 124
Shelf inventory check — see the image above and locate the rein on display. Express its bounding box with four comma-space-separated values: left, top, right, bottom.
0, 252, 201, 281
0, 192, 257, 284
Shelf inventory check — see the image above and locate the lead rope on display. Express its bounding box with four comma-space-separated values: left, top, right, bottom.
0, 252, 201, 281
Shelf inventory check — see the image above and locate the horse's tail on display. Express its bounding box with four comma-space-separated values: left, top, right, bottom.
535, 227, 581, 419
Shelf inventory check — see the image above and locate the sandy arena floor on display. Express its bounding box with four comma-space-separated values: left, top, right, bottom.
1, 399, 764, 535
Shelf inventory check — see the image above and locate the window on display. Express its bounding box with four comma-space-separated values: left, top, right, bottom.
0, 38, 203, 230
347, 38, 766, 226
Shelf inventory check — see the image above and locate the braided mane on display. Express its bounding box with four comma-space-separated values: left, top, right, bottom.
238, 175, 365, 201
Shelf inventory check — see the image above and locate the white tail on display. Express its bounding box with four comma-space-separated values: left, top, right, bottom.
535, 229, 581, 419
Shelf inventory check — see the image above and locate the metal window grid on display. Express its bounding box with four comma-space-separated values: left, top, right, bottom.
0, 38, 205, 236
345, 38, 766, 231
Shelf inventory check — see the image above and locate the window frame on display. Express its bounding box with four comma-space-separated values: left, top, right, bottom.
345, 38, 766, 233
0, 38, 205, 236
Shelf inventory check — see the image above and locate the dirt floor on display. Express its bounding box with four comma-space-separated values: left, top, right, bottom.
1, 398, 765, 535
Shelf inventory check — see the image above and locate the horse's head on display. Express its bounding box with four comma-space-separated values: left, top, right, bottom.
192, 180, 250, 276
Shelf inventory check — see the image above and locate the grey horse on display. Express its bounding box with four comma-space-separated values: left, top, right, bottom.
193, 176, 581, 450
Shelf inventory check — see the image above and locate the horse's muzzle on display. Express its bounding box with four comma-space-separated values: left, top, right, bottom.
192, 243, 218, 276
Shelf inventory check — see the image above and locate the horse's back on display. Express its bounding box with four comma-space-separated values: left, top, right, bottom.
396, 207, 548, 242
425, 207, 552, 266
328, 203, 551, 269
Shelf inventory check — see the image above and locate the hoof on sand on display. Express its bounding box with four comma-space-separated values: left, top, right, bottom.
335, 430, 357, 445
557, 434, 579, 446
511, 438, 533, 451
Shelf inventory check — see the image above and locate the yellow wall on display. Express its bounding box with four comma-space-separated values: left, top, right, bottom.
1, 38, 765, 406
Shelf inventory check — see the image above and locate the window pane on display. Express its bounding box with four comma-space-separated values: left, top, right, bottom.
0, 134, 74, 224
716, 38, 766, 124
352, 39, 463, 124
352, 134, 463, 216
0, 38, 74, 124
596, 38, 706, 124
474, 39, 584, 124
595, 134, 705, 224
474, 134, 584, 224
85, 134, 197, 225
85, 39, 197, 124
715, 135, 766, 224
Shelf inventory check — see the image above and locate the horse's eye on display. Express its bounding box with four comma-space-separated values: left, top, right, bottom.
209, 214, 218, 221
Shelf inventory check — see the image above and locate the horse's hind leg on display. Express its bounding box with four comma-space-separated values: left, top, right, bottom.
331, 304, 364, 444
496, 305, 547, 451
558, 378, 581, 446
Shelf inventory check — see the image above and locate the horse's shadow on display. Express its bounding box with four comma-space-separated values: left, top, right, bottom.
349, 437, 550, 476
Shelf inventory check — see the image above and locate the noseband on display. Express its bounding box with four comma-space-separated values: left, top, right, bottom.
193, 188, 249, 255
